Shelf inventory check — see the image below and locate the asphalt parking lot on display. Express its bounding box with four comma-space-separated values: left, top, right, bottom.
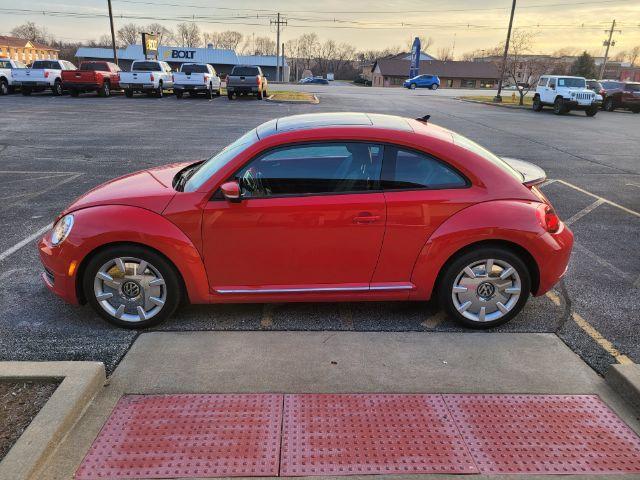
0, 84, 638, 375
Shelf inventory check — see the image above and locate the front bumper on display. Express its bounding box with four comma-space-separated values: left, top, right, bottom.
565, 100, 601, 110
38, 232, 81, 304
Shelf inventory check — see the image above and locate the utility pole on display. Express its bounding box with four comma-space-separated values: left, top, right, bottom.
494, 0, 516, 102
282, 42, 285, 82
270, 13, 287, 82
107, 0, 118, 65
599, 19, 620, 80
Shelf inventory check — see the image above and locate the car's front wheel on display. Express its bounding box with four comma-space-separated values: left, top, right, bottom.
83, 245, 181, 328
438, 247, 530, 329
410, 83, 417, 90
553, 97, 566, 115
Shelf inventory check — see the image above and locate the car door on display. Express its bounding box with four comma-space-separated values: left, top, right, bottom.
202, 142, 387, 291
543, 77, 556, 103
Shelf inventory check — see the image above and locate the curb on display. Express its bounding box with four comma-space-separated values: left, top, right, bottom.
606, 363, 640, 413
458, 97, 531, 110
266, 94, 319, 104
0, 361, 105, 480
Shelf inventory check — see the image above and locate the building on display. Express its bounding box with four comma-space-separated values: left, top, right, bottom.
0, 35, 59, 64
371, 57, 499, 88
75, 44, 288, 79
361, 52, 437, 83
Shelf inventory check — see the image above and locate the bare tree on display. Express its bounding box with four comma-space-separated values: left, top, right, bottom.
406, 35, 433, 53
297, 33, 320, 71
117, 23, 141, 46
145, 23, 175, 46
205, 31, 243, 50
253, 36, 276, 55
89, 34, 118, 48
10, 22, 50, 44
436, 46, 454, 61
176, 23, 202, 48
629, 46, 640, 66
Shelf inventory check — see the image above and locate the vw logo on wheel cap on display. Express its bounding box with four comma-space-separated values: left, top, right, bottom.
476, 282, 496, 299
121, 280, 141, 299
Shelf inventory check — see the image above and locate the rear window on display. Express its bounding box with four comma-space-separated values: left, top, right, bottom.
624, 83, 640, 92
586, 80, 602, 90
80, 62, 110, 71
181, 64, 209, 74
451, 132, 523, 182
232, 66, 259, 76
132, 61, 162, 72
31, 60, 60, 69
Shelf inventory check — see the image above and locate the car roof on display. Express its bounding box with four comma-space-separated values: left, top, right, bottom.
256, 113, 414, 139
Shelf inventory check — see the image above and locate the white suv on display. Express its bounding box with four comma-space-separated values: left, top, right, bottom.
533, 75, 602, 116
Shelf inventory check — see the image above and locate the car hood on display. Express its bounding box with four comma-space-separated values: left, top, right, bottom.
61, 162, 191, 216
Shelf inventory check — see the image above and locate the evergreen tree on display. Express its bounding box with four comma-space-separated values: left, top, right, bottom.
570, 51, 597, 78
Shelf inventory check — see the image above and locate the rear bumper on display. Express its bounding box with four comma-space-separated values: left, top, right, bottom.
119, 83, 158, 91
533, 222, 574, 296
174, 84, 208, 91
227, 85, 259, 94
64, 82, 101, 90
14, 81, 50, 87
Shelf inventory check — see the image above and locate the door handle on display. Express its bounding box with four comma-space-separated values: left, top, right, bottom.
353, 213, 381, 224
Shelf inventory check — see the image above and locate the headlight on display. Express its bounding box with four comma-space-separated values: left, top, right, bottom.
51, 214, 74, 246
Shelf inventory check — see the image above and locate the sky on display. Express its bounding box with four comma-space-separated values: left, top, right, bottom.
1, 0, 639, 57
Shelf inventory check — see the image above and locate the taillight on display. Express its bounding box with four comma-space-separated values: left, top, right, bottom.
150, 73, 155, 81
256, 75, 261, 85
537, 204, 560, 233
44, 71, 49, 78
204, 75, 209, 82
600, 89, 605, 95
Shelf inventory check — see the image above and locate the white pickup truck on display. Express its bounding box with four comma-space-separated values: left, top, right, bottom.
173, 63, 221, 99
119, 60, 173, 98
0, 58, 27, 95
13, 59, 77, 96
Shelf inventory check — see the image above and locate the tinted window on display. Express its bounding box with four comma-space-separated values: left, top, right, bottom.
132, 61, 162, 72
0, 60, 10, 69
538, 77, 548, 87
382, 147, 466, 190
586, 80, 602, 90
235, 143, 382, 198
181, 64, 209, 74
80, 62, 109, 71
232, 66, 259, 76
31, 60, 60, 69
625, 83, 640, 92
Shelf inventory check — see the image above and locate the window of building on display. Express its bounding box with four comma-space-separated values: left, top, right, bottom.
461, 79, 476, 88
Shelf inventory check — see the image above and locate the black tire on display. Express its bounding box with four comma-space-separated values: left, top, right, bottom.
21, 87, 32, 96
156, 82, 163, 98
410, 83, 417, 90
70, 89, 80, 97
553, 97, 565, 115
257, 90, 263, 100
585, 106, 598, 117
176, 91, 183, 99
215, 89, 221, 97
604, 97, 615, 112
83, 245, 182, 329
432, 84, 439, 90
98, 81, 110, 97
227, 92, 234, 100
632, 108, 640, 114
532, 95, 543, 112
0, 78, 8, 95
52, 80, 63, 96
125, 88, 134, 98
262, 90, 268, 99
207, 85, 214, 99
437, 246, 531, 329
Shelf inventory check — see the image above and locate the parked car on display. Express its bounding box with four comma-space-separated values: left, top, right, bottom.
13, 60, 76, 96
299, 76, 329, 85
0, 57, 27, 95
226, 65, 268, 99
600, 80, 640, 113
532, 75, 601, 116
39, 112, 573, 329
62, 61, 121, 97
586, 79, 606, 98
119, 60, 173, 98
173, 63, 221, 99
403, 74, 440, 90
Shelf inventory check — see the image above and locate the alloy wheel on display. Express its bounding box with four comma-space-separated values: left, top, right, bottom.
93, 257, 167, 323
451, 258, 521, 323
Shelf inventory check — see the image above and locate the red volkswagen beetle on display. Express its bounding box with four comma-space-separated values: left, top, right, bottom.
39, 113, 573, 329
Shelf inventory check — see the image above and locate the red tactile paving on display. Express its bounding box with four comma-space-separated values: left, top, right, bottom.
444, 394, 640, 475
280, 393, 478, 476
75, 394, 283, 479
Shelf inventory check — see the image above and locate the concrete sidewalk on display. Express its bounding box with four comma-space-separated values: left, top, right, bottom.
38, 332, 640, 479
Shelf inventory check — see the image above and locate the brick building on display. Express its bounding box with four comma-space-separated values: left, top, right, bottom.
0, 36, 59, 64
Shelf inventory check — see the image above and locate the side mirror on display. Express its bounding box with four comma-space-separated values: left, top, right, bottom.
220, 180, 241, 202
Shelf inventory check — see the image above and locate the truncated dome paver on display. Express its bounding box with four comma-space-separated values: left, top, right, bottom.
75, 394, 283, 479
280, 394, 478, 476
444, 394, 640, 475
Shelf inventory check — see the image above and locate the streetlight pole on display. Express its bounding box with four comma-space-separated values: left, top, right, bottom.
494, 0, 516, 102
107, 0, 118, 65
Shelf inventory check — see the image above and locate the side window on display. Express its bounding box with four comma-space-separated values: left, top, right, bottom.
235, 143, 383, 198
548, 78, 556, 89
538, 77, 548, 87
382, 147, 467, 190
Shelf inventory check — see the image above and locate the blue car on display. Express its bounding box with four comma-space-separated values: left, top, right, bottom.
299, 76, 329, 85
403, 74, 440, 90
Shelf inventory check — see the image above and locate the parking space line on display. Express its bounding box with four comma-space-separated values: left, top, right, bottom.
0, 224, 51, 263
540, 179, 557, 187
564, 199, 605, 226
556, 179, 640, 218
571, 312, 633, 365
545, 291, 562, 307
573, 243, 635, 284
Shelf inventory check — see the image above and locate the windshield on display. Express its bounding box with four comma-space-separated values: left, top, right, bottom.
31, 60, 60, 69
451, 132, 524, 182
181, 64, 209, 74
558, 77, 586, 88
232, 66, 259, 76
184, 129, 260, 192
132, 61, 162, 72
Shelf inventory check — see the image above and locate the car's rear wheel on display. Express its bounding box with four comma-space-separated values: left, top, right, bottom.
83, 245, 181, 328
227, 92, 234, 100
207, 84, 214, 99
553, 97, 565, 115
156, 82, 163, 98
125, 88, 134, 98
176, 90, 183, 99
532, 95, 543, 111
52, 80, 63, 96
438, 247, 530, 329
604, 97, 615, 111
21, 87, 32, 96
98, 81, 110, 97
0, 79, 8, 95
